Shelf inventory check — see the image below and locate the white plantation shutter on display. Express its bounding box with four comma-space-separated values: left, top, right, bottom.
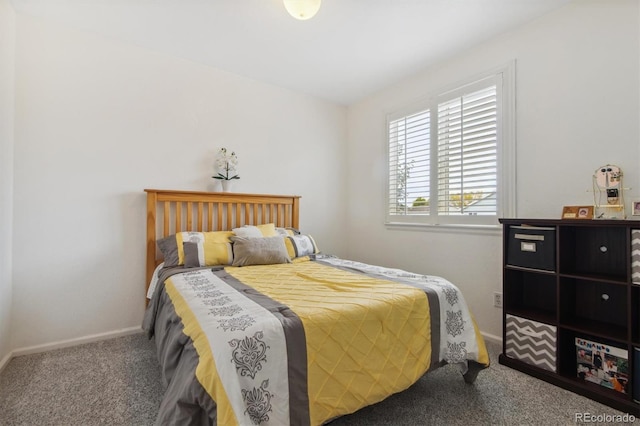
388, 110, 430, 217
386, 66, 514, 227
437, 82, 498, 218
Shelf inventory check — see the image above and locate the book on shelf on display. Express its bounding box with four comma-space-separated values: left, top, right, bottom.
575, 337, 628, 394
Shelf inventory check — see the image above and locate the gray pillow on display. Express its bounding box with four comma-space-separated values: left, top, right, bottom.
157, 235, 179, 267
231, 236, 292, 267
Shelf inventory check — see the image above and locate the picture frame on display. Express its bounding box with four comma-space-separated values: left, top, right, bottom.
562, 205, 594, 220
633, 200, 640, 216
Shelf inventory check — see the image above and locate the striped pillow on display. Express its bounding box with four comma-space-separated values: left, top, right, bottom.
285, 234, 319, 259
157, 231, 234, 267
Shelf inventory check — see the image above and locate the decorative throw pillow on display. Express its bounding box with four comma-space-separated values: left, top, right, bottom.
157, 231, 234, 266
257, 223, 277, 236
231, 236, 292, 267
285, 234, 319, 258
157, 235, 180, 267
183, 239, 234, 268
177, 231, 233, 265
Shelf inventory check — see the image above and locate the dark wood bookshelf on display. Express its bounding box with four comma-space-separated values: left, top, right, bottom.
500, 218, 640, 416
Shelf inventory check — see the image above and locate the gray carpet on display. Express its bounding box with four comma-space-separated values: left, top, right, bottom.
0, 332, 629, 425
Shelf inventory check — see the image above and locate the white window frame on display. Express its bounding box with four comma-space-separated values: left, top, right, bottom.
385, 62, 516, 229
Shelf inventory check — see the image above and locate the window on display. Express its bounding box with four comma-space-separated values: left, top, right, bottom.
386, 64, 515, 227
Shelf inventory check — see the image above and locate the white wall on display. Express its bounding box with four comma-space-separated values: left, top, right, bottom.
0, 0, 15, 365
346, 0, 640, 339
8, 0, 639, 352
11, 14, 348, 349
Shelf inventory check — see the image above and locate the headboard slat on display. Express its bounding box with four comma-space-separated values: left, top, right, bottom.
235, 204, 241, 228
226, 203, 233, 229
186, 202, 193, 230
163, 202, 170, 236
175, 202, 182, 233
216, 203, 223, 230
197, 202, 203, 231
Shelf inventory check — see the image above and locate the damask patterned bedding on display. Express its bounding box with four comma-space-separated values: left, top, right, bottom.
143, 255, 489, 426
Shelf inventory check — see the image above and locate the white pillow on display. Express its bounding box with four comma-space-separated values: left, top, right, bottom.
232, 225, 264, 238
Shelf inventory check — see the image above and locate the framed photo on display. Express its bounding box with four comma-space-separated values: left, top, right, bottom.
632, 200, 640, 216
562, 205, 594, 220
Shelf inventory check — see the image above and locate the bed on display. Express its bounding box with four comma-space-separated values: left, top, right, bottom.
142, 189, 489, 425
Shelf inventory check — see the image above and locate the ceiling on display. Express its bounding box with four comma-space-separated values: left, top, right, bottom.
10, 0, 571, 105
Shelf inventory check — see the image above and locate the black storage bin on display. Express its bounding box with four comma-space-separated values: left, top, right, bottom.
507, 225, 556, 271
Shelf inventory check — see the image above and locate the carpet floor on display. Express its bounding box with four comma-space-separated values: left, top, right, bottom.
0, 332, 630, 425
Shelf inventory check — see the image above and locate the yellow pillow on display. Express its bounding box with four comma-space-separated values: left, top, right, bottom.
176, 231, 234, 265
257, 223, 277, 236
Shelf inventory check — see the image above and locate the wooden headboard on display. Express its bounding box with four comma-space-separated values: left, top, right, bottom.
145, 189, 301, 294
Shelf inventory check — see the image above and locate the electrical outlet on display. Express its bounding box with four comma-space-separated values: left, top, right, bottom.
493, 291, 503, 308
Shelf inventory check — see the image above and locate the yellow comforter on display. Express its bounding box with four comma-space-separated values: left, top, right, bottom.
227, 260, 487, 424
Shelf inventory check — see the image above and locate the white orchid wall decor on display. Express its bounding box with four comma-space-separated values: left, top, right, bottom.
212, 148, 240, 181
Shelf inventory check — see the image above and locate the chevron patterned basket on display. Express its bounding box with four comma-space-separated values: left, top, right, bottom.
505, 314, 557, 372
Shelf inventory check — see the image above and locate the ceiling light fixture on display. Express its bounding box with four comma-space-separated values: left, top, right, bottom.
283, 0, 321, 20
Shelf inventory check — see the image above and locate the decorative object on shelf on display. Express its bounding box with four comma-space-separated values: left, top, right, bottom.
212, 147, 239, 192
592, 164, 626, 219
561, 205, 594, 220
283, 0, 321, 20
632, 200, 640, 216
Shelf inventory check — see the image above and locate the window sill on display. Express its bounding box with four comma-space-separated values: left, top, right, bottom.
385, 221, 502, 235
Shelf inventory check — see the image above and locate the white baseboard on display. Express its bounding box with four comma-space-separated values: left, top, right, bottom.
11, 326, 143, 358
0, 351, 12, 375
481, 331, 502, 346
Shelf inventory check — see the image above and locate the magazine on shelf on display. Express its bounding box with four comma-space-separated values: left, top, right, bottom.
575, 337, 629, 394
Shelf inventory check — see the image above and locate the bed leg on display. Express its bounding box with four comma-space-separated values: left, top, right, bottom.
462, 361, 483, 384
